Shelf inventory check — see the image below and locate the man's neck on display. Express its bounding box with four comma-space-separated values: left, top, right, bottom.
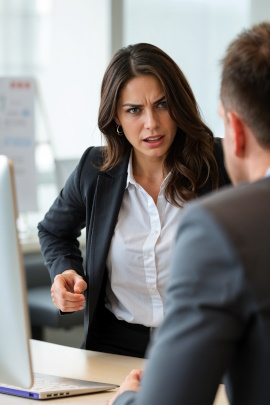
247, 156, 270, 182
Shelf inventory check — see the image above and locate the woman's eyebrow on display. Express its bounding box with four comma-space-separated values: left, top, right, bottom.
154, 96, 166, 104
122, 95, 166, 108
122, 102, 143, 108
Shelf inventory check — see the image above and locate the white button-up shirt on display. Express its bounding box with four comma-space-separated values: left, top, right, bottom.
105, 153, 183, 327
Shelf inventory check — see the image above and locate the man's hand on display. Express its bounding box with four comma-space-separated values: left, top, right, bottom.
51, 270, 87, 312
106, 369, 142, 405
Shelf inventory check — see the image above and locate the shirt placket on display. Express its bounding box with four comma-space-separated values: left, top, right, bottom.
142, 193, 163, 325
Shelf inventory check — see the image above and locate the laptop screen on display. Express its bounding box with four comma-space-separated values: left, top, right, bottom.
0, 155, 33, 388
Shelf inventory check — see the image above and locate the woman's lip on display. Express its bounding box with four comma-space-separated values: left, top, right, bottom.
143, 135, 164, 142
142, 135, 165, 148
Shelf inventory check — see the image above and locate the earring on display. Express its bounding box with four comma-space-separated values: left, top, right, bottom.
116, 125, 124, 136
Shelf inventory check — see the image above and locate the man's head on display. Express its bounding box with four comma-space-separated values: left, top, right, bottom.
219, 22, 270, 184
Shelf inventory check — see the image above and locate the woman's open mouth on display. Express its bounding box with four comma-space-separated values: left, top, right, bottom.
143, 135, 165, 145
144, 136, 163, 142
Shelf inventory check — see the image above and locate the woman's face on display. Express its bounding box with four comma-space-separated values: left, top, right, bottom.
115, 75, 178, 163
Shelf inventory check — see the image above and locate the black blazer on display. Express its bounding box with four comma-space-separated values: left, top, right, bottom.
38, 138, 230, 348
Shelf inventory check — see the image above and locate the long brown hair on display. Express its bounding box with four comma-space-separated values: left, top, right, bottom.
98, 43, 219, 206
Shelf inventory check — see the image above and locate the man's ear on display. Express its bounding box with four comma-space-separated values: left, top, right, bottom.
228, 111, 246, 158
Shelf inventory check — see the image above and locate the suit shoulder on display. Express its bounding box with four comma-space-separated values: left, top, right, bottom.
71, 147, 105, 198
79, 146, 105, 169
202, 177, 270, 208
196, 177, 270, 236
77, 146, 109, 181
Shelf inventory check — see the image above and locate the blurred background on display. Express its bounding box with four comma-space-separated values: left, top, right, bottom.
0, 0, 269, 346
1, 0, 269, 233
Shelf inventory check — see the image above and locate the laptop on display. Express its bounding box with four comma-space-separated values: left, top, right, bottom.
0, 155, 118, 400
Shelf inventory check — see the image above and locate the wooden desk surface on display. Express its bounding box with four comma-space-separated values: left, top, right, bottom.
0, 340, 229, 404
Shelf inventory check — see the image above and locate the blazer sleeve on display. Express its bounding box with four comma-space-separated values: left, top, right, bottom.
37, 146, 96, 283
114, 203, 250, 405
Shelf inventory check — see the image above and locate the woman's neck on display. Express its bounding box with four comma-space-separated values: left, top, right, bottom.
132, 152, 166, 182
132, 152, 167, 204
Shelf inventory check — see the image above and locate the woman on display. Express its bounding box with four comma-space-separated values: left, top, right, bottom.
38, 43, 230, 358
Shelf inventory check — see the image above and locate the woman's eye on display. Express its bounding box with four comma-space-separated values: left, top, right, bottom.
128, 107, 140, 114
157, 101, 167, 108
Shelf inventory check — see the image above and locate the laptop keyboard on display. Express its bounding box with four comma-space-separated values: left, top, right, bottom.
0, 374, 91, 397
30, 375, 83, 392
0, 373, 117, 399
1, 375, 82, 392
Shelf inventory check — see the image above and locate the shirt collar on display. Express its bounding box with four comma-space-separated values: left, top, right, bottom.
160, 171, 171, 190
126, 151, 136, 189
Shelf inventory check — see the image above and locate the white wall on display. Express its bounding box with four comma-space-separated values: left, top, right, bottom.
38, 0, 110, 159
250, 0, 270, 23
0, 0, 111, 160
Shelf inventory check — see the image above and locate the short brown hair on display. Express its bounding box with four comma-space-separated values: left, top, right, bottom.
98, 43, 219, 206
221, 22, 270, 148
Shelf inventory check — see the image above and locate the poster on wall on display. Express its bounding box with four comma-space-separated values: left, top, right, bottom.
0, 77, 37, 212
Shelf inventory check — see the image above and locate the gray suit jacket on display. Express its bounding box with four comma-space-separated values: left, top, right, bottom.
115, 177, 270, 405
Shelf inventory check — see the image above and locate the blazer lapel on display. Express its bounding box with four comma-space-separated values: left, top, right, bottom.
86, 155, 129, 324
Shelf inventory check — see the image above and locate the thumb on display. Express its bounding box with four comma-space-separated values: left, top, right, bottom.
129, 369, 142, 380
74, 277, 87, 294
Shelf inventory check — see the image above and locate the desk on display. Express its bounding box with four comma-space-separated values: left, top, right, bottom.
0, 340, 229, 404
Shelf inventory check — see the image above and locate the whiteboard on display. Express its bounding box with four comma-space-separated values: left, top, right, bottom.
0, 78, 37, 212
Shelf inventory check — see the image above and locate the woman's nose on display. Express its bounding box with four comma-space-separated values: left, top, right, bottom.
144, 110, 159, 131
